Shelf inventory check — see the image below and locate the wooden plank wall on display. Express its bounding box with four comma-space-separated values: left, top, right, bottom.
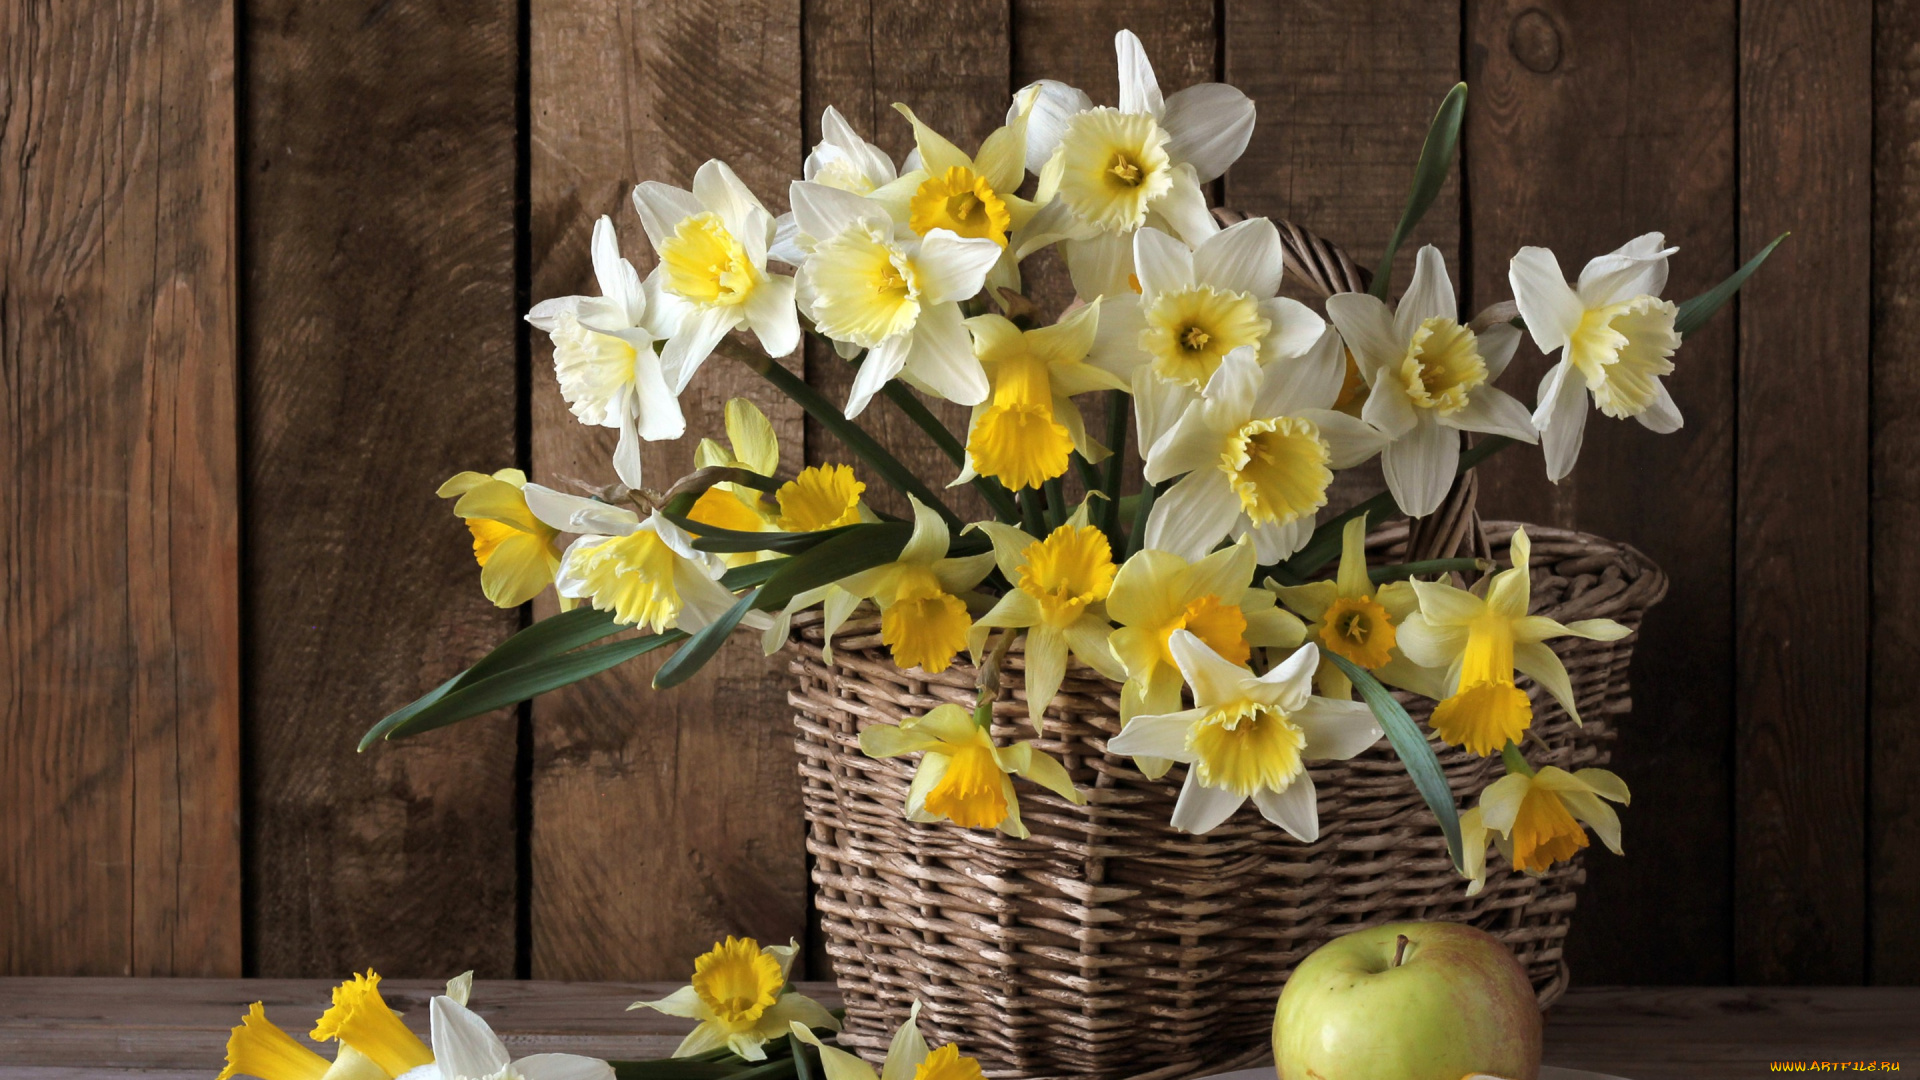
0, 0, 1909, 987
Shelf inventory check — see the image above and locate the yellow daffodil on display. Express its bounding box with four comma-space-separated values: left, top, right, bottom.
633, 937, 839, 1061
1397, 528, 1630, 756
310, 972, 434, 1078
859, 704, 1083, 836
1460, 762, 1630, 894
1325, 245, 1538, 516
1016, 31, 1254, 297
836, 497, 994, 673
1510, 233, 1683, 481
438, 469, 569, 609
955, 302, 1126, 491
1266, 514, 1448, 701
775, 465, 866, 532
968, 509, 1127, 725
1142, 345, 1387, 563
633, 161, 801, 387
220, 1002, 388, 1080
526, 215, 680, 490
688, 398, 785, 565
1107, 537, 1305, 777
790, 1000, 986, 1080
881, 96, 1044, 295
788, 182, 1003, 417
521, 488, 744, 634
1107, 633, 1381, 837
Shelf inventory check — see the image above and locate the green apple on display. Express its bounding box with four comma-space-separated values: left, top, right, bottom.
1272, 921, 1542, 1080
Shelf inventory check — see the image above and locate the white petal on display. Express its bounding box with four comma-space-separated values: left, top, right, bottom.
1161, 83, 1256, 183
1251, 774, 1319, 841
1144, 400, 1223, 481
1194, 216, 1283, 299
1133, 227, 1195, 298
1479, 322, 1522, 381
1064, 232, 1135, 300
1258, 326, 1344, 415
846, 333, 910, 418
1324, 291, 1404, 377
1361, 374, 1418, 439
1087, 293, 1148, 377
1170, 774, 1247, 834
1242, 516, 1311, 564
1106, 709, 1202, 760
512, 1055, 615, 1080
914, 231, 1003, 306
1114, 29, 1164, 117
744, 275, 801, 358
526, 294, 581, 334
1021, 80, 1094, 173
1144, 469, 1239, 558
612, 392, 647, 491
693, 159, 768, 242
1298, 409, 1390, 469
1577, 231, 1675, 308
902, 303, 989, 405
1151, 165, 1217, 246
661, 305, 739, 392
1259, 296, 1330, 363
1168, 628, 1254, 708
1382, 413, 1458, 518
1132, 368, 1196, 457
1637, 379, 1684, 433
590, 216, 645, 325
1508, 247, 1584, 355
790, 182, 889, 244
522, 485, 640, 534
1252, 641, 1320, 708
1202, 345, 1263, 410
1535, 362, 1590, 483
1443, 385, 1538, 443
431, 996, 511, 1080
1290, 697, 1382, 760
1394, 245, 1457, 342
632, 182, 704, 251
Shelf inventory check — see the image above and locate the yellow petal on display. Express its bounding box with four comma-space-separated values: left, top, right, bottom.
221, 1003, 329, 1080
725, 398, 781, 475
309, 971, 433, 1077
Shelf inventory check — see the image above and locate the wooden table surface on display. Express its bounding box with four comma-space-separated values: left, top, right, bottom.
1, 979, 1913, 1079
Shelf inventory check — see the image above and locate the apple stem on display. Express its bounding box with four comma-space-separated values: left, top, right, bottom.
1393, 934, 1410, 967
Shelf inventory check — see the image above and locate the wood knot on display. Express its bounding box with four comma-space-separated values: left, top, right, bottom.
1509, 8, 1563, 74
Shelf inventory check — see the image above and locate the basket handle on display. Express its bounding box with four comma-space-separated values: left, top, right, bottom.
1212, 209, 1487, 564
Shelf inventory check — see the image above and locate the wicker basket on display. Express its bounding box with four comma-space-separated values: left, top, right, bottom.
786, 520, 1666, 1080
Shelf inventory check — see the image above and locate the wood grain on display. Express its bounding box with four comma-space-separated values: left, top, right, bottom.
1735, 0, 1873, 984
1872, 0, 1920, 987
242, 0, 523, 977
1464, 0, 1740, 984
527, 0, 810, 979
1, 0, 242, 976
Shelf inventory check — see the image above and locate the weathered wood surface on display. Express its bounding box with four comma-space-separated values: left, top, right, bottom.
3, 979, 1916, 1079
1, 0, 242, 976
527, 0, 810, 979
241, 0, 525, 977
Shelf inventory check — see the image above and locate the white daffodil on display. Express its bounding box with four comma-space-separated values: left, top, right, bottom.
1016, 29, 1255, 298
1088, 223, 1327, 451
789, 182, 1003, 417
954, 302, 1126, 492
633, 160, 802, 389
1142, 344, 1388, 563
1509, 232, 1683, 481
1107, 632, 1381, 837
392, 973, 612, 1080
634, 938, 839, 1062
1325, 245, 1538, 517
526, 216, 679, 490
521, 486, 743, 635
790, 1002, 990, 1080
835, 496, 995, 673
772, 107, 900, 265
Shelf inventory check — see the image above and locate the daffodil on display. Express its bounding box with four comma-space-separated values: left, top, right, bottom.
391, 973, 612, 1080
310, 971, 435, 1078
790, 1001, 985, 1080
884, 95, 1044, 294
633, 937, 839, 1061
953, 302, 1125, 491
788, 182, 1004, 416
967, 508, 1127, 724
1509, 233, 1683, 482
1017, 30, 1255, 298
1325, 245, 1539, 516
220, 1002, 387, 1080
526, 216, 680, 490
1460, 763, 1629, 894
1107, 633, 1381, 837
1107, 537, 1305, 777
773, 108, 901, 265
754, 467, 876, 660
1142, 345, 1388, 563
633, 160, 802, 388
688, 399, 783, 564
438, 469, 569, 609
1396, 528, 1630, 756
836, 497, 994, 673
858, 704, 1083, 836
521, 487, 745, 634
1267, 514, 1447, 701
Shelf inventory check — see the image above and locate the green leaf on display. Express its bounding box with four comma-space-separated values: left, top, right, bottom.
1372, 82, 1468, 299
758, 521, 913, 611
1322, 652, 1464, 872
652, 587, 764, 689
1673, 232, 1788, 336
669, 516, 861, 554
789, 1035, 815, 1080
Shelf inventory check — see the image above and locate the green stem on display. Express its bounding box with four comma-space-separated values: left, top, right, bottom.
1500, 741, 1535, 777
1125, 478, 1166, 558
1020, 488, 1047, 537
1043, 475, 1068, 530
727, 342, 963, 529
881, 381, 1020, 522
1098, 390, 1130, 540
974, 628, 1016, 728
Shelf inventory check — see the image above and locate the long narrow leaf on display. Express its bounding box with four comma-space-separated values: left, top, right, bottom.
1323, 652, 1464, 871
652, 587, 764, 688
669, 516, 860, 554
757, 522, 912, 611
1372, 82, 1468, 299
1674, 232, 1788, 335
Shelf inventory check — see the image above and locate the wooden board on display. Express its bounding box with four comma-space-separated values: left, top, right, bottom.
1871, 0, 1920, 986
1463, 0, 1741, 984
1, 0, 242, 976
242, 0, 524, 977
527, 0, 810, 980
1734, 0, 1873, 984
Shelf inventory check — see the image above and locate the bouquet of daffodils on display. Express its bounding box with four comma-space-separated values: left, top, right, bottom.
365, 30, 1776, 892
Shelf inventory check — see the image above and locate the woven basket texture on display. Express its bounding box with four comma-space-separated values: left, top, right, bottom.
785, 520, 1667, 1080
